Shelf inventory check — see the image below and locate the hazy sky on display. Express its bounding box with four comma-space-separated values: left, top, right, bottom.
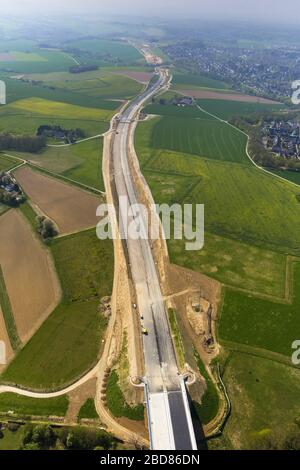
3, 0, 300, 24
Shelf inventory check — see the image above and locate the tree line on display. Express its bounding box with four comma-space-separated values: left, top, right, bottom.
0, 423, 117, 450
0, 133, 46, 153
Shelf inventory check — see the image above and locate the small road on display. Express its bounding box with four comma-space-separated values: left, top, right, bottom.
47, 133, 105, 148
0, 362, 99, 398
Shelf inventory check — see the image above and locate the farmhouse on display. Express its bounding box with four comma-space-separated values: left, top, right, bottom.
0, 172, 24, 205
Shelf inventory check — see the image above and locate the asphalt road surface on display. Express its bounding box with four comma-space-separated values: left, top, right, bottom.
111, 70, 196, 449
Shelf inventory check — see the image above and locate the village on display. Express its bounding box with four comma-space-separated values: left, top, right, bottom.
261, 119, 300, 159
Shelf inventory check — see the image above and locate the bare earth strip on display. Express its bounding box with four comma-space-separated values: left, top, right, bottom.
111, 70, 153, 84
179, 89, 280, 104
0, 306, 14, 373
14, 166, 101, 234
0, 210, 61, 344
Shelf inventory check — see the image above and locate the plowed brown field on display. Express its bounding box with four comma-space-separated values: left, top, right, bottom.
180, 89, 279, 104
112, 70, 153, 84
14, 166, 101, 234
0, 210, 61, 344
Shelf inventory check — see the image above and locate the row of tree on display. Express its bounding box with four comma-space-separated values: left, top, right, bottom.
37, 124, 85, 143
0, 133, 46, 153
36, 216, 58, 240
18, 423, 117, 450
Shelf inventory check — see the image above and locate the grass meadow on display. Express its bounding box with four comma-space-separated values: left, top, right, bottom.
198, 99, 284, 120
222, 353, 300, 449
16, 139, 105, 190
0, 392, 68, 417
219, 261, 300, 357
39, 73, 143, 100
10, 97, 113, 121
1, 230, 114, 389
2, 75, 119, 110
66, 39, 143, 65
136, 118, 300, 256
0, 153, 19, 171
106, 370, 144, 421
150, 116, 248, 164
0, 50, 76, 74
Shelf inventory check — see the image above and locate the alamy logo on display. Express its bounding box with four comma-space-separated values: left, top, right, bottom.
0, 81, 6, 105
292, 340, 300, 365
96, 197, 204, 251
291, 80, 300, 105
0, 340, 6, 365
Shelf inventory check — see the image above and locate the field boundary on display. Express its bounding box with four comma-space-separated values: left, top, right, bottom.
195, 101, 300, 190
3, 152, 105, 195
0, 265, 21, 351
220, 340, 300, 369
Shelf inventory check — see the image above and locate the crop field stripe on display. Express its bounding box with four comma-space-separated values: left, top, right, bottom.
0, 265, 21, 350
197, 102, 300, 189
27, 163, 104, 195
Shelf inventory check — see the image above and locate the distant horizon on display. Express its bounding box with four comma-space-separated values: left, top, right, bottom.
2, 1, 300, 27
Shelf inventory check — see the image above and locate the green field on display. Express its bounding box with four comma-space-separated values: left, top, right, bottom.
34, 72, 143, 100
172, 72, 230, 90
1, 300, 107, 390
0, 50, 76, 74
168, 231, 287, 297
198, 99, 284, 120
2, 75, 119, 110
150, 116, 248, 164
137, 115, 249, 165
222, 353, 300, 449
1, 230, 114, 389
6, 52, 47, 62
78, 399, 98, 421
65, 39, 143, 66
136, 120, 300, 256
0, 98, 113, 139
16, 139, 104, 190
144, 103, 212, 119
0, 113, 107, 138
270, 169, 300, 187
10, 97, 113, 121
106, 371, 144, 421
219, 261, 300, 357
0, 393, 68, 417
0, 153, 19, 171
50, 230, 114, 303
